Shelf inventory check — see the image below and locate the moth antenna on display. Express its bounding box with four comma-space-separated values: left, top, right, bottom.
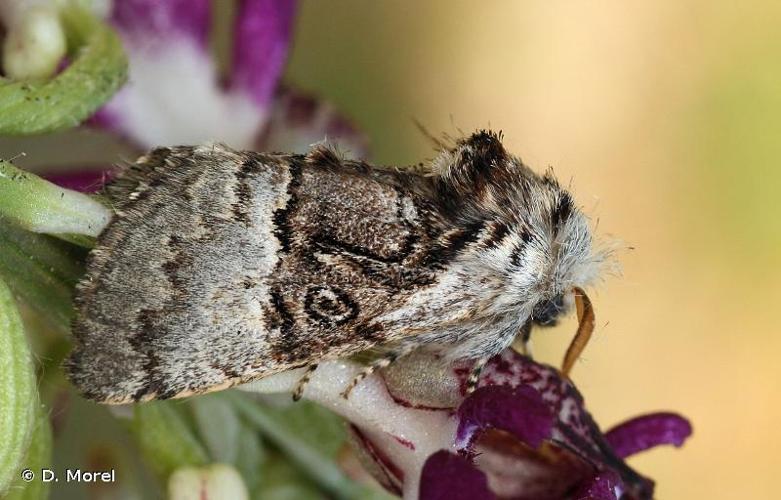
561, 287, 595, 378
447, 114, 468, 140
412, 118, 448, 152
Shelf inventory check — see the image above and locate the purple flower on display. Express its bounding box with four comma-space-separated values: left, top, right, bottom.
49, 0, 366, 190
243, 346, 691, 499
413, 350, 692, 500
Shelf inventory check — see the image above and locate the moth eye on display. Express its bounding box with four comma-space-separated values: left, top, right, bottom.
531, 294, 566, 326
304, 286, 359, 326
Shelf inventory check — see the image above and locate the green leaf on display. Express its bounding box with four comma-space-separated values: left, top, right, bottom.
228, 392, 365, 499
0, 217, 86, 329
190, 393, 243, 464
0, 279, 37, 496
261, 398, 347, 459
129, 402, 209, 480
0, 160, 111, 239
0, 4, 127, 135
4, 405, 53, 500
234, 424, 266, 494
254, 455, 326, 500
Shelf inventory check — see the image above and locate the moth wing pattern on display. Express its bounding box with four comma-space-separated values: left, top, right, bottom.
67, 131, 602, 404
66, 144, 451, 403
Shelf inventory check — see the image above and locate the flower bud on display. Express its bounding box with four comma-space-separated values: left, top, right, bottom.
168, 464, 249, 500
2, 4, 66, 79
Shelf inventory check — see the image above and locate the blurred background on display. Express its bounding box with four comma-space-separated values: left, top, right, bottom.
282, 2, 781, 498
3, 1, 780, 498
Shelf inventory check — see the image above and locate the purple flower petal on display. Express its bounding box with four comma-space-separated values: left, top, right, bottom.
572, 471, 623, 500
111, 0, 211, 49
44, 170, 113, 193
605, 413, 693, 459
256, 87, 369, 158
462, 351, 656, 499
231, 0, 298, 107
456, 385, 554, 450
419, 450, 496, 500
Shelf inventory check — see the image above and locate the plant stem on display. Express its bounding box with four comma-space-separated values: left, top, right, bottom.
4, 404, 53, 500
0, 278, 37, 496
0, 160, 111, 239
0, 4, 127, 135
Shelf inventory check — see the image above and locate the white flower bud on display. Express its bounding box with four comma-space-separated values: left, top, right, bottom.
2, 4, 66, 80
167, 464, 249, 500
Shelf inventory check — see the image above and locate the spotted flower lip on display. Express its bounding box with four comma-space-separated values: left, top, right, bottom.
412, 349, 693, 500
239, 345, 692, 500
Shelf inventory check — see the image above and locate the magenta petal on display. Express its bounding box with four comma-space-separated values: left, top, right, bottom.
232, 0, 298, 107
605, 413, 693, 459
456, 385, 554, 450
44, 170, 112, 193
573, 471, 623, 500
468, 351, 656, 499
111, 0, 211, 49
419, 450, 496, 500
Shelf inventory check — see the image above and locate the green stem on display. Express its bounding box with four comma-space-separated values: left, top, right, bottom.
0, 279, 37, 496
0, 160, 111, 240
4, 405, 53, 500
0, 4, 128, 135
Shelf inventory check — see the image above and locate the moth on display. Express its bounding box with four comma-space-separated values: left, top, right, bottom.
66, 131, 606, 404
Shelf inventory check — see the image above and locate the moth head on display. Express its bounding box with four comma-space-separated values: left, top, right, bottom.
435, 131, 612, 318
504, 188, 608, 319
531, 293, 566, 326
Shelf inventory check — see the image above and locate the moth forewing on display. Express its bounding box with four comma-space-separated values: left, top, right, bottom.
66, 131, 605, 403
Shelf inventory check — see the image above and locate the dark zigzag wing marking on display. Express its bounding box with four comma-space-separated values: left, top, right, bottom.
68, 145, 460, 403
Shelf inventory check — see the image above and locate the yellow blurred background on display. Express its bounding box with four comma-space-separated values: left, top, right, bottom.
285, 1, 781, 498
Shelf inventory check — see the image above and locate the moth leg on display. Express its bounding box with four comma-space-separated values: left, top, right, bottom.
341, 346, 414, 400
292, 364, 318, 402
466, 356, 490, 394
